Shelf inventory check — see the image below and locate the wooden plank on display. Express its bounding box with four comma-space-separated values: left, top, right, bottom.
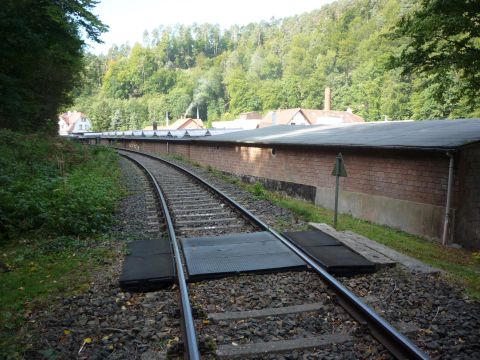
309, 223, 395, 267
309, 223, 441, 273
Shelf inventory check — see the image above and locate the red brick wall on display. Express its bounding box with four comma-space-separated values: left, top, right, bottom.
455, 144, 480, 248
186, 144, 449, 207
115, 138, 480, 244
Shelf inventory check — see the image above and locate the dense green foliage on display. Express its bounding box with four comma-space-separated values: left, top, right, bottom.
390, 0, 480, 105
0, 0, 106, 132
73, 0, 480, 130
0, 131, 120, 241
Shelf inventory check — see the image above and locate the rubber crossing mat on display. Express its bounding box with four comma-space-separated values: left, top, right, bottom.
181, 232, 307, 281
119, 239, 175, 292
282, 230, 376, 276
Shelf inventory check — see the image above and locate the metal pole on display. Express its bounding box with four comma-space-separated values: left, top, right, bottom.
442, 152, 454, 245
333, 155, 340, 229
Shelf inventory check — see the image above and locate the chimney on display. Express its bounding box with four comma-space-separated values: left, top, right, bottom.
196, 106, 200, 120
152, 121, 157, 130
324, 87, 332, 111
166, 111, 169, 128
272, 111, 277, 125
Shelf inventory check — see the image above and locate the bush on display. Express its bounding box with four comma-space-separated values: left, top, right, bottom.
250, 182, 266, 198
0, 131, 120, 242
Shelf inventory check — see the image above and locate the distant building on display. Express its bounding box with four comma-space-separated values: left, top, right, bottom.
259, 87, 364, 127
58, 111, 92, 136
168, 117, 204, 130
259, 108, 364, 128
212, 112, 262, 130
143, 117, 204, 131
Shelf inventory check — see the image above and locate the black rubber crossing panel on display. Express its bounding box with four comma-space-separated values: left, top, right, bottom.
119, 239, 175, 292
283, 230, 341, 247
283, 231, 376, 276
181, 232, 307, 281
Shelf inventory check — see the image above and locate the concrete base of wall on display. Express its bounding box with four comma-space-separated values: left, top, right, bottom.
315, 187, 445, 242
240, 174, 317, 203
218, 170, 445, 242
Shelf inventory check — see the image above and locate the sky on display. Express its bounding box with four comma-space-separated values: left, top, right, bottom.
87, 0, 335, 54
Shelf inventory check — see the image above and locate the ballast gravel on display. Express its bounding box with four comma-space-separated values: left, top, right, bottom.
165, 156, 480, 359
22, 154, 480, 360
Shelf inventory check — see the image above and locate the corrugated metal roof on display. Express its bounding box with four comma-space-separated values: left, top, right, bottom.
195, 119, 480, 150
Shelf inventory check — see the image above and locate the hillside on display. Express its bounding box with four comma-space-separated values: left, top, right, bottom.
73, 0, 480, 130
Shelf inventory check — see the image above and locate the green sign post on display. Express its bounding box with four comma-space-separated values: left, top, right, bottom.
331, 153, 347, 228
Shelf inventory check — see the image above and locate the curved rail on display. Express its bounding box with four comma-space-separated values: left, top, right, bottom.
119, 153, 200, 360
117, 147, 429, 360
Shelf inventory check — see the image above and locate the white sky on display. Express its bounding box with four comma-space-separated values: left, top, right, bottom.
87, 0, 335, 54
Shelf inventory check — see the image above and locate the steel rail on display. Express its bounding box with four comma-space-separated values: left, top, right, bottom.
116, 147, 429, 360
118, 153, 200, 360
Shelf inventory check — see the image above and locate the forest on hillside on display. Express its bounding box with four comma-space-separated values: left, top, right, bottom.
70, 0, 479, 130
1, 0, 478, 132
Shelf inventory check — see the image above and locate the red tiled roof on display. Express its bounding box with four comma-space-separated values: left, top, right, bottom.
59, 111, 86, 125
260, 108, 364, 127
303, 109, 364, 123
59, 111, 87, 133
169, 118, 204, 130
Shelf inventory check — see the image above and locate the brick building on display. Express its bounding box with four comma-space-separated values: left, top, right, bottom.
96, 119, 480, 248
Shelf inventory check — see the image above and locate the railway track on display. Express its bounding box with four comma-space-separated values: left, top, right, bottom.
117, 148, 428, 359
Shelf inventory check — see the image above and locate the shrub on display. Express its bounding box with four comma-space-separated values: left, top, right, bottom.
250, 182, 266, 198
0, 131, 120, 242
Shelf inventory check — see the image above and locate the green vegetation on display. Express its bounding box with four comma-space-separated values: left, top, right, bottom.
207, 169, 480, 299
0, 131, 119, 239
389, 0, 480, 105
0, 0, 106, 132
73, 0, 479, 130
0, 132, 121, 356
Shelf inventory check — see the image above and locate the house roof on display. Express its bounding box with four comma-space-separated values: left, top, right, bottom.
58, 111, 88, 133
168, 118, 204, 130
260, 108, 304, 127
259, 108, 364, 127
59, 111, 86, 125
196, 119, 480, 151
303, 109, 364, 124
239, 112, 262, 120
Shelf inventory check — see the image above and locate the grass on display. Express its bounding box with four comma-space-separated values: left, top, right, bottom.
205, 168, 480, 300
0, 236, 116, 358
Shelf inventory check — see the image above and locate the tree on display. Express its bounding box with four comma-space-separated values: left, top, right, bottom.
110, 109, 122, 130
73, 0, 480, 125
389, 0, 480, 101
0, 0, 107, 132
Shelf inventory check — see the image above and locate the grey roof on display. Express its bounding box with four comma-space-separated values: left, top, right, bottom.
207, 128, 245, 136
185, 129, 209, 137
195, 119, 480, 151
